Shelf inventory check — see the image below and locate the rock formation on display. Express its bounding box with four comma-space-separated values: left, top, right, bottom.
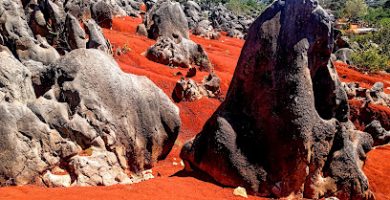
365, 120, 390, 146
0, 0, 113, 55
192, 20, 221, 40
0, 0, 180, 187
143, 0, 212, 72
91, 1, 113, 28
181, 1, 375, 199
172, 73, 221, 102
342, 81, 390, 107
0, 48, 180, 187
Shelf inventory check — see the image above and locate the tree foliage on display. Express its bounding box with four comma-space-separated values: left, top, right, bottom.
226, 0, 267, 15
344, 0, 369, 20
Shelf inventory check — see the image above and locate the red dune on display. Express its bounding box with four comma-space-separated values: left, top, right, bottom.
0, 17, 389, 200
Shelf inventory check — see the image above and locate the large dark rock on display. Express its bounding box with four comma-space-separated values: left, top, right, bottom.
0, 49, 180, 186
180, 1, 374, 199
144, 0, 189, 40
364, 120, 390, 146
91, 1, 113, 28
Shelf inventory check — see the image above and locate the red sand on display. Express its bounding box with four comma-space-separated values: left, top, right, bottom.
0, 17, 389, 200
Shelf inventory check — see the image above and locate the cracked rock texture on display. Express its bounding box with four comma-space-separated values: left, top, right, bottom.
0, 47, 180, 186
143, 0, 212, 72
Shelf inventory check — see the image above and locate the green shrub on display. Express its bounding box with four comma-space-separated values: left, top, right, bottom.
350, 16, 390, 72
364, 7, 390, 24
351, 47, 389, 72
344, 0, 368, 21
226, 0, 266, 15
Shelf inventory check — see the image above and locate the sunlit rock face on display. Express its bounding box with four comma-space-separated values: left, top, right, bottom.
181, 1, 375, 199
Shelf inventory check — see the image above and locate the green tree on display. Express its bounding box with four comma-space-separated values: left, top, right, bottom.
344, 0, 368, 20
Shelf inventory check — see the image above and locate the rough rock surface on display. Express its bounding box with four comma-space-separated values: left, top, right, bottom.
143, 0, 211, 72
144, 0, 190, 40
343, 82, 390, 107
0, 0, 112, 56
181, 1, 374, 199
208, 3, 257, 38
172, 73, 221, 102
192, 20, 221, 40
0, 0, 60, 64
146, 37, 211, 71
364, 120, 390, 146
64, 0, 141, 18
91, 1, 113, 28
182, 1, 202, 29
0, 48, 180, 187
334, 48, 353, 64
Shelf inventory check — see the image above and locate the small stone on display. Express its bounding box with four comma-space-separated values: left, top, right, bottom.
233, 186, 248, 198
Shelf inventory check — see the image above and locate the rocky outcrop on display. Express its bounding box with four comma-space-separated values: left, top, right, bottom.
172, 73, 221, 102
182, 1, 202, 29
146, 37, 211, 71
0, 0, 112, 56
0, 0, 60, 64
64, 0, 142, 18
0, 48, 180, 187
364, 120, 390, 146
208, 3, 257, 39
143, 0, 212, 72
144, 0, 189, 40
343, 82, 390, 107
335, 48, 353, 64
181, 1, 374, 199
91, 1, 113, 28
192, 20, 220, 40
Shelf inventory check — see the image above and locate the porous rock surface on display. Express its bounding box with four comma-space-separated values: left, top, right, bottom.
0, 47, 180, 186
143, 0, 212, 72
181, 1, 375, 199
0, 0, 113, 56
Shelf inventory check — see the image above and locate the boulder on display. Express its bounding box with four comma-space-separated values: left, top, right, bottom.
192, 20, 220, 40
144, 0, 190, 40
91, 1, 113, 29
182, 1, 202, 29
0, 49, 181, 186
136, 24, 148, 36
172, 78, 202, 102
181, 1, 374, 199
64, 13, 86, 50
172, 73, 221, 102
85, 19, 112, 54
143, 0, 212, 72
334, 48, 353, 64
227, 29, 244, 39
146, 36, 211, 71
364, 120, 390, 146
201, 73, 221, 97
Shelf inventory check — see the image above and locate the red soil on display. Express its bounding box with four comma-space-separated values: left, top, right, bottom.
364, 145, 390, 200
335, 61, 390, 93
0, 17, 389, 200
